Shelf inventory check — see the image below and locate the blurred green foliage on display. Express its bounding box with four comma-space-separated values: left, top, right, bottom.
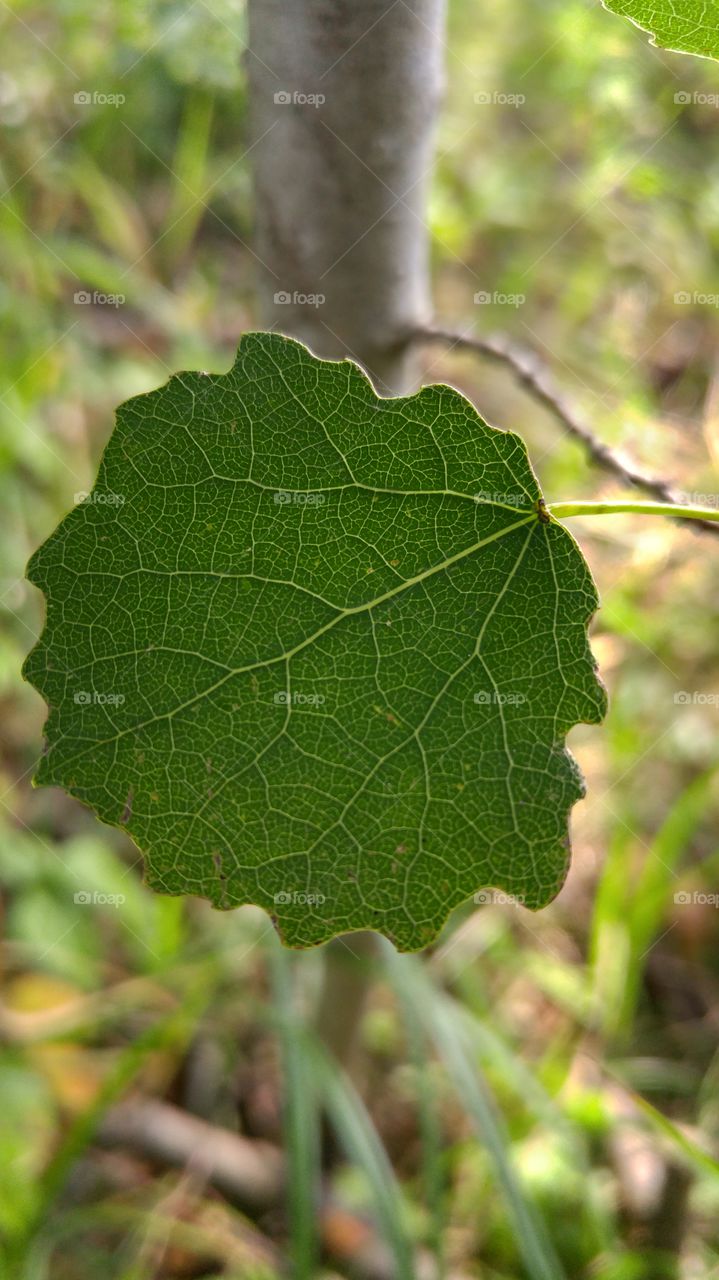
2, 0, 719, 1277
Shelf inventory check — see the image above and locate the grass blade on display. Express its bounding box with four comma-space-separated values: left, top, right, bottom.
386, 950, 567, 1280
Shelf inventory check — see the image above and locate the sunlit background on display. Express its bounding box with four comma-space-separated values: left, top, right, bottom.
2, 1, 719, 1277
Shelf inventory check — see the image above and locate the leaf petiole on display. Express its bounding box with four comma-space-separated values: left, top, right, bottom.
548, 500, 719, 524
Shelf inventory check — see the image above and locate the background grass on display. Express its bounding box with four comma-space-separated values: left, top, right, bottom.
2, 0, 719, 1276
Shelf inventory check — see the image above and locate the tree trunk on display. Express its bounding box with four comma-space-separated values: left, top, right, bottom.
247, 0, 445, 394
247, 0, 445, 1070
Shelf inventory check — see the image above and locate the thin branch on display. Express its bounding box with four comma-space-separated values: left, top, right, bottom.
99, 1100, 283, 1214
415, 326, 719, 538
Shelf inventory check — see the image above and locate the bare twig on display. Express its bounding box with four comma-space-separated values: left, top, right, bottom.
100, 1099, 284, 1214
415, 326, 719, 537
99, 1098, 436, 1280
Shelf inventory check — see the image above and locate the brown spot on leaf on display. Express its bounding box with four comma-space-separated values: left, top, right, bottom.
120, 788, 133, 824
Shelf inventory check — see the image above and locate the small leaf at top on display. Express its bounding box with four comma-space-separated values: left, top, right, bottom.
601, 0, 719, 61
23, 332, 606, 950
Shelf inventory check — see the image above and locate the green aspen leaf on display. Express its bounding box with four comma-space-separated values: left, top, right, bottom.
23, 332, 606, 951
601, 0, 719, 60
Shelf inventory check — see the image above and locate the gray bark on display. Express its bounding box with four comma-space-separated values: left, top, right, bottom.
247, 0, 445, 394
246, 0, 446, 1070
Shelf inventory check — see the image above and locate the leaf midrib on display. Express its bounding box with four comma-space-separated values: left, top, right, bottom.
45, 510, 538, 769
